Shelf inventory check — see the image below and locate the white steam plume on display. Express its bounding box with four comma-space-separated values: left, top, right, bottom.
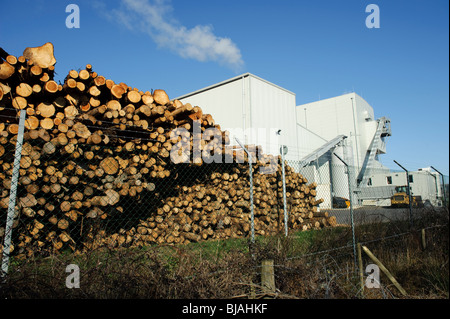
112, 0, 244, 71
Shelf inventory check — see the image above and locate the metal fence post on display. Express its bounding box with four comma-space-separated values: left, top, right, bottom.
1, 110, 26, 277
431, 166, 447, 208
394, 160, 413, 227
280, 145, 288, 237
235, 138, 255, 243
357, 243, 364, 297
333, 153, 357, 268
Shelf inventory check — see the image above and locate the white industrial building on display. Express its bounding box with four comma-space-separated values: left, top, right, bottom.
176, 73, 443, 208
295, 92, 392, 207
176, 73, 298, 161
367, 167, 444, 206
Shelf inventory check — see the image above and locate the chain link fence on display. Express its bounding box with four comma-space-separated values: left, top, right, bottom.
0, 112, 448, 298
287, 157, 448, 226
1, 114, 337, 271
0, 128, 253, 260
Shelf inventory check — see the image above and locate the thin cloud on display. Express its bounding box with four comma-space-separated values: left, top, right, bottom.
111, 0, 244, 71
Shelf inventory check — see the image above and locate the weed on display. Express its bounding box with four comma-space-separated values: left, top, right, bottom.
1, 210, 448, 299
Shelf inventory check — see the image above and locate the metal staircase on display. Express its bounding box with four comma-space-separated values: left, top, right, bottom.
298, 135, 347, 168
357, 117, 391, 187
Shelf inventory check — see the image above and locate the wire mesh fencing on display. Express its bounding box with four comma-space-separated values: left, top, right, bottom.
0, 48, 448, 298
0, 134, 249, 259
0, 109, 447, 298
286, 158, 447, 226
1, 124, 448, 299
1, 118, 448, 264
1, 113, 341, 271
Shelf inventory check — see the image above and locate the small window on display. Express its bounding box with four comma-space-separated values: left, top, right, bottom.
387, 176, 392, 185
368, 178, 372, 186
409, 175, 414, 183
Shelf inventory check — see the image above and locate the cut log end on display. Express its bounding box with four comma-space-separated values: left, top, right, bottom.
23, 42, 57, 68
153, 89, 170, 105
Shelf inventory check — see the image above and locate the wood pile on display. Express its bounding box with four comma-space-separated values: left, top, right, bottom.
121, 163, 337, 248
0, 43, 336, 257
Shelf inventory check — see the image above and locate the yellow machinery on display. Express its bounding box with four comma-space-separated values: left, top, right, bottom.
333, 197, 351, 208
391, 186, 423, 208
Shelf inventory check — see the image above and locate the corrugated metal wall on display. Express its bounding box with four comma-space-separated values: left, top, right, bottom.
178, 74, 298, 161
248, 75, 298, 160
177, 77, 245, 134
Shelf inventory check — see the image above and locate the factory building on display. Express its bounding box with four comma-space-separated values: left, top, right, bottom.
177, 73, 442, 208
367, 167, 444, 207
295, 93, 392, 207
175, 73, 298, 161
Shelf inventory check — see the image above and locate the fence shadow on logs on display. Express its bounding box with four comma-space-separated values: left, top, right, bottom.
1, 127, 340, 259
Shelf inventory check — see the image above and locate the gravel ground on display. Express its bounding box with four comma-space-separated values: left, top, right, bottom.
324, 206, 434, 225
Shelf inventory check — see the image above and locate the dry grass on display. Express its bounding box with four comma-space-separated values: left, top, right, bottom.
0, 209, 448, 299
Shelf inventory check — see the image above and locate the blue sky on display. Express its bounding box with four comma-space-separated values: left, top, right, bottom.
1, 0, 448, 174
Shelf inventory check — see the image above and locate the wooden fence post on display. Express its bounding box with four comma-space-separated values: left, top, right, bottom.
362, 245, 407, 296
261, 259, 275, 293
421, 228, 427, 250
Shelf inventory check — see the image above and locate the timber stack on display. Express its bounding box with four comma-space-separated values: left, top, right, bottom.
0, 43, 337, 258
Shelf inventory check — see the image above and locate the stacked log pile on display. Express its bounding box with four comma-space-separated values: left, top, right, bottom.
0, 43, 336, 257
122, 163, 336, 248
